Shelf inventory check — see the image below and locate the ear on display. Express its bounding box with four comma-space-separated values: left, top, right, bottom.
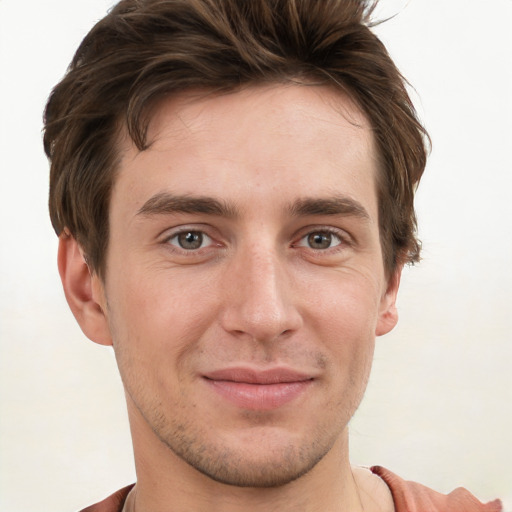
57, 231, 112, 346
375, 266, 402, 337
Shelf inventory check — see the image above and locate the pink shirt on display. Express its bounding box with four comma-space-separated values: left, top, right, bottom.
80, 468, 503, 512
371, 466, 503, 512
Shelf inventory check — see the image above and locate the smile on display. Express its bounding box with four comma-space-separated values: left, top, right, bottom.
202, 368, 314, 411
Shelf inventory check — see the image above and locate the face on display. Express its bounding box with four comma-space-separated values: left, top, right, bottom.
85, 85, 400, 487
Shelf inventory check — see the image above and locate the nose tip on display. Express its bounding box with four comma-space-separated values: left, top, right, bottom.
219, 252, 302, 342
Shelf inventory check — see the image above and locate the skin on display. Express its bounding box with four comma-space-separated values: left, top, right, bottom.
59, 84, 399, 512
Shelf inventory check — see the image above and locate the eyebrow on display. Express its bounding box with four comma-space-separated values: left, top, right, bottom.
137, 192, 239, 218
288, 196, 370, 220
136, 192, 370, 221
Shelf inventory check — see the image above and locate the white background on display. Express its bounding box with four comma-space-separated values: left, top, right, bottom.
0, 0, 511, 510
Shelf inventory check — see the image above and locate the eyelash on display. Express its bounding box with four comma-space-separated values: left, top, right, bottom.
163, 228, 217, 252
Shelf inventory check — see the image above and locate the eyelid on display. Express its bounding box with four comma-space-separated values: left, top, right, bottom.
294, 225, 350, 241
159, 223, 213, 239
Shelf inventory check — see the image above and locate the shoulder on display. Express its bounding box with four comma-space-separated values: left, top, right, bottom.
79, 484, 134, 512
370, 466, 503, 512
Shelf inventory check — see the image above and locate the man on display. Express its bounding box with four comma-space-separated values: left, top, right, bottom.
43, 0, 502, 510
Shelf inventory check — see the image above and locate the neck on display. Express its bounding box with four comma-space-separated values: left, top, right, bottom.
127, 405, 365, 512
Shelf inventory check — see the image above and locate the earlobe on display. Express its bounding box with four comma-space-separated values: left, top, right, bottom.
58, 231, 112, 346
375, 267, 402, 337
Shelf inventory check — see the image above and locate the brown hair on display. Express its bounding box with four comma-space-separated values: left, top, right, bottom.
44, 0, 429, 278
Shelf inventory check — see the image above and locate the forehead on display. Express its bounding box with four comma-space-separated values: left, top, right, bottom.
115, 84, 378, 218
143, 84, 372, 158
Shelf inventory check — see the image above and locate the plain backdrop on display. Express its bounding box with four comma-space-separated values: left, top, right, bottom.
0, 0, 511, 510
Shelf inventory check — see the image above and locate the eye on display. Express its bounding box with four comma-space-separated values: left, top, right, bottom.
297, 230, 343, 250
168, 230, 213, 250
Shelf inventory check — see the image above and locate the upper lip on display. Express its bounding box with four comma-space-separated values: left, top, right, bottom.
203, 367, 314, 384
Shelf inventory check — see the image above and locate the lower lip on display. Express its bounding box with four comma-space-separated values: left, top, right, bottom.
204, 379, 312, 410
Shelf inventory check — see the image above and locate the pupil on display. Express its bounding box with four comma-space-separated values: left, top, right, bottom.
309, 232, 331, 249
179, 231, 202, 249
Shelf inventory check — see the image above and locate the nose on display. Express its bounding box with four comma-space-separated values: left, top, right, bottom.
219, 243, 303, 343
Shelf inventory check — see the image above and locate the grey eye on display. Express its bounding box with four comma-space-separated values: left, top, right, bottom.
171, 231, 210, 250
307, 232, 333, 249
297, 231, 343, 250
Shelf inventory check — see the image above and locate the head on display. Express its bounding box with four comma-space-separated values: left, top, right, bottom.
45, 0, 429, 492
44, 0, 428, 281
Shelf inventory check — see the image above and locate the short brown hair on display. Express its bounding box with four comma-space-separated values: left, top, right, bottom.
44, 0, 429, 278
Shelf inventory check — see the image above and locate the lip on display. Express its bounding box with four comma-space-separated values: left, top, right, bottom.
202, 367, 314, 410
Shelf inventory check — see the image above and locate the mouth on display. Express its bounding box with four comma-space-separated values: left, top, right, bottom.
202, 367, 314, 411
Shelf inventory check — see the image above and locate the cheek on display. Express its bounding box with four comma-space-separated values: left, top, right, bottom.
106, 267, 220, 370
306, 275, 378, 387
307, 272, 381, 340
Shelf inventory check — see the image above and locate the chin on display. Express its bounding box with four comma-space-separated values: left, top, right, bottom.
159, 422, 338, 488
176, 444, 327, 488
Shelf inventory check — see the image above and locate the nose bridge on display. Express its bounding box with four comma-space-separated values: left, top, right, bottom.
220, 239, 301, 341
